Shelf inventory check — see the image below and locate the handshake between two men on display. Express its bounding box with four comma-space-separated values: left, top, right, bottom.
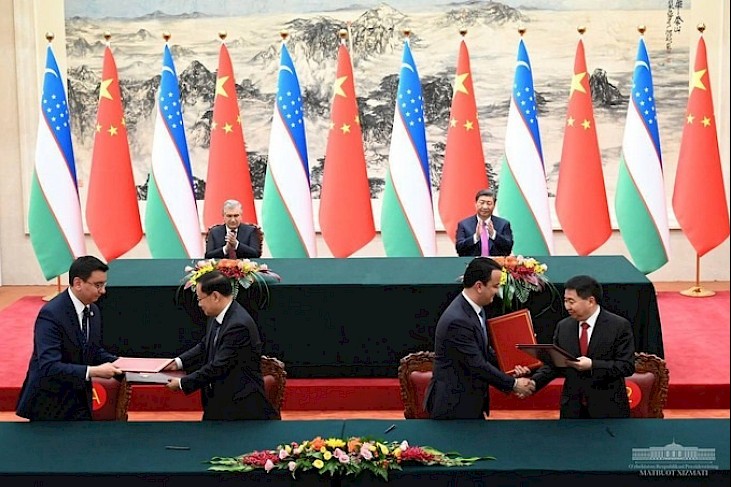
511, 365, 536, 399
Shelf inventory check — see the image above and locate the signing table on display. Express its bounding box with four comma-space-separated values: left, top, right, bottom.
99, 256, 663, 378
0, 419, 727, 486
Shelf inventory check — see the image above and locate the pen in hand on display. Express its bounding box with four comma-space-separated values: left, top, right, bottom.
384, 424, 396, 434
165, 445, 190, 450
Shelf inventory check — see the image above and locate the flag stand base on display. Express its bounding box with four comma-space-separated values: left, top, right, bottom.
679, 286, 716, 298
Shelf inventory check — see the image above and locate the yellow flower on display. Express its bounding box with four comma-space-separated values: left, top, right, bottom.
312, 459, 324, 469
319, 446, 327, 453
377, 442, 389, 455
323, 451, 332, 461
325, 438, 346, 449
500, 269, 508, 286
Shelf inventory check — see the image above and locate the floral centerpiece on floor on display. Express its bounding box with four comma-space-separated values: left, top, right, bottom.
208, 436, 491, 480
492, 255, 555, 311
181, 258, 280, 307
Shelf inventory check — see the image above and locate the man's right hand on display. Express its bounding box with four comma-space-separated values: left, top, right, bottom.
90, 363, 123, 378
513, 377, 535, 398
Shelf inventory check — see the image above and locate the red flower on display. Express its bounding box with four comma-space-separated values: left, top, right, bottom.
241, 450, 279, 467
398, 447, 436, 463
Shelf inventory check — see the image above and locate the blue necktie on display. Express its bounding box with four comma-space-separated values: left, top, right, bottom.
81, 307, 90, 346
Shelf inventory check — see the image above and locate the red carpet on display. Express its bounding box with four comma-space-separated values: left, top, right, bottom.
1, 292, 728, 412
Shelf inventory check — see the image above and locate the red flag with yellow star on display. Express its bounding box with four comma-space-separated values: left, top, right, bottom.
438, 39, 488, 244
319, 43, 375, 257
203, 42, 256, 228
672, 35, 730, 256
555, 38, 611, 255
86, 45, 142, 261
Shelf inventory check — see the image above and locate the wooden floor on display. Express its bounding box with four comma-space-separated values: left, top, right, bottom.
2, 282, 728, 421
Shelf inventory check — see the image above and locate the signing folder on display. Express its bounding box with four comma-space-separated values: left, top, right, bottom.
125, 370, 185, 384
487, 308, 543, 374
112, 357, 175, 373
516, 344, 578, 368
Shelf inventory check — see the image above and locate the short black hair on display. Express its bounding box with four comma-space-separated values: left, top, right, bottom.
475, 189, 496, 202
68, 256, 108, 282
565, 275, 603, 302
197, 270, 233, 297
463, 257, 502, 288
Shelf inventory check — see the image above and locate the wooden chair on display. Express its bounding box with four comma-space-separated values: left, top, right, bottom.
398, 351, 435, 419
91, 376, 132, 421
627, 352, 670, 418
261, 355, 286, 415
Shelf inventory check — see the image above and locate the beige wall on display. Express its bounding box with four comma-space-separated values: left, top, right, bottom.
1, 0, 729, 285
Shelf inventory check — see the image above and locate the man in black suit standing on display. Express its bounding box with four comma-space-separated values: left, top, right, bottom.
16, 256, 123, 421
425, 257, 535, 419
205, 199, 262, 259
164, 270, 278, 420
455, 189, 513, 257
531, 275, 635, 419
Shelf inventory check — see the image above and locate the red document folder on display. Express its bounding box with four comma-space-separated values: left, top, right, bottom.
487, 308, 543, 374
112, 357, 175, 373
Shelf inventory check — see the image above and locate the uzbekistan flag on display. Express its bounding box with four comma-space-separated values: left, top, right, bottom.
262, 43, 316, 257
615, 37, 670, 274
29, 44, 86, 280
145, 44, 202, 258
498, 37, 554, 256
381, 39, 436, 257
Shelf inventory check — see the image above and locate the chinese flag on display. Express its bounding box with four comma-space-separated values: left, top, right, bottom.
555, 38, 611, 255
203, 42, 256, 228
438, 39, 488, 243
87, 45, 142, 261
672, 35, 730, 256
319, 43, 375, 257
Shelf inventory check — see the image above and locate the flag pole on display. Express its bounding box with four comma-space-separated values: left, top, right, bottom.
43, 276, 62, 302
679, 254, 715, 297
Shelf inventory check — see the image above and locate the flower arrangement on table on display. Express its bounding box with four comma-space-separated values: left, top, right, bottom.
492, 255, 555, 311
181, 258, 280, 307
207, 436, 491, 481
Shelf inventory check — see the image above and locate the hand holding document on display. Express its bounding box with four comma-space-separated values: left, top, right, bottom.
515, 344, 578, 368
112, 357, 175, 373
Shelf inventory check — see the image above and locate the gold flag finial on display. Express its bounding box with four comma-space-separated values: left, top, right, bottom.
218, 31, 227, 41
459, 28, 467, 37
338, 28, 348, 40
403, 29, 411, 39
45, 32, 54, 43
162, 31, 171, 42
577, 26, 586, 35
103, 31, 112, 42
637, 25, 646, 35
697, 23, 706, 34
280, 30, 289, 41
518, 25, 526, 36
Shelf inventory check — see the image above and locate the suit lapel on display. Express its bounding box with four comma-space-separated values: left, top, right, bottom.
586, 311, 608, 357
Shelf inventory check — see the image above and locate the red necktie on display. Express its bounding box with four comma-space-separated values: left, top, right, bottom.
227, 231, 237, 259
579, 322, 589, 356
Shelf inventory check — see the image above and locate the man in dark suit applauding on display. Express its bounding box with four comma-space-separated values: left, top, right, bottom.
531, 275, 635, 419
164, 270, 278, 420
16, 256, 122, 421
425, 257, 535, 419
205, 199, 262, 259
456, 189, 513, 257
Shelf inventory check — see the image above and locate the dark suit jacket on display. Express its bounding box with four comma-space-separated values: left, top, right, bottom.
455, 215, 514, 257
179, 300, 278, 420
425, 294, 516, 419
531, 308, 635, 419
16, 291, 117, 421
205, 224, 262, 259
